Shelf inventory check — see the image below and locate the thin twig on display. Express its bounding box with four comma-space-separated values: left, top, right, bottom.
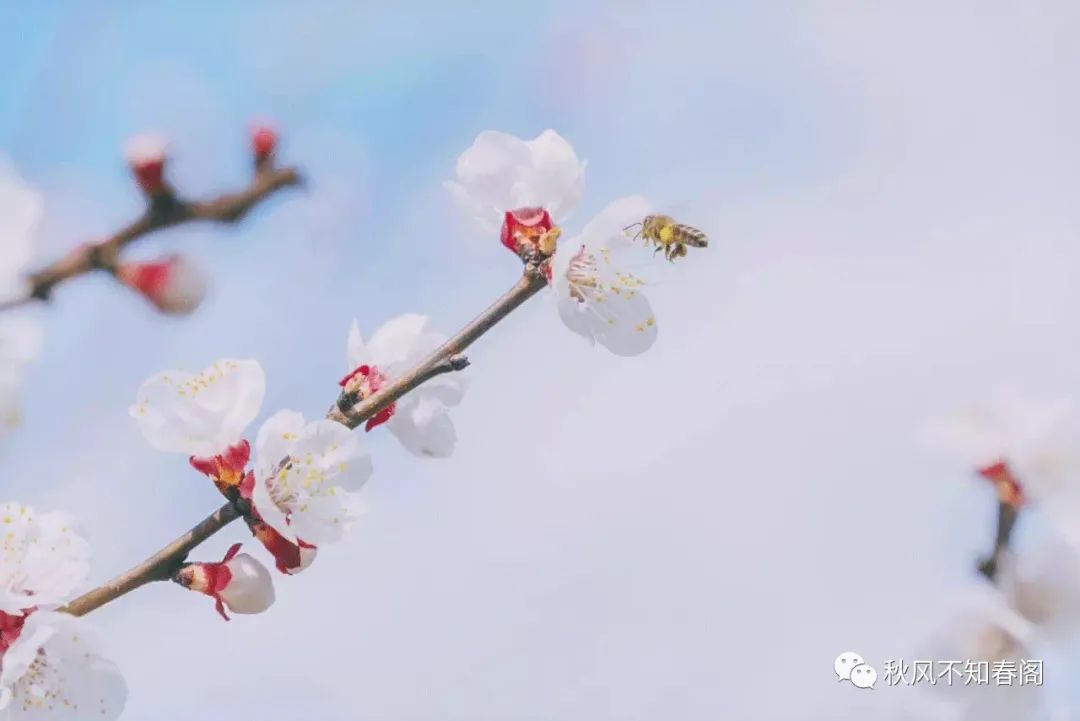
977, 501, 1021, 583
5, 166, 301, 308
63, 263, 550, 616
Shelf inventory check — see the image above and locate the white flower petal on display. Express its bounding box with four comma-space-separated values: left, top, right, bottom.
927, 586, 1034, 661
285, 419, 373, 492
390, 395, 458, 458
219, 553, 275, 615
1007, 539, 1080, 638
512, 130, 586, 222
924, 393, 1073, 468
0, 616, 53, 689
577, 195, 653, 252
0, 503, 90, 613
445, 131, 532, 231
553, 196, 659, 357
447, 129, 585, 231
250, 478, 294, 545
253, 413, 372, 545
129, 358, 265, 457
913, 585, 1035, 709
350, 317, 466, 455
923, 392, 1080, 529
288, 491, 364, 546
366, 314, 434, 370
253, 410, 306, 485
417, 373, 467, 408
555, 249, 657, 357
1, 612, 126, 720
251, 410, 307, 543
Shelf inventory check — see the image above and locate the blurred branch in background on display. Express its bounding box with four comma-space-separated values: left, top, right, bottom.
0, 125, 302, 316
976, 461, 1025, 582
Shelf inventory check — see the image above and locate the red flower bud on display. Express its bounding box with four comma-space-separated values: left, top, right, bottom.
251, 125, 277, 163
117, 254, 207, 315
500, 207, 554, 254
124, 133, 169, 195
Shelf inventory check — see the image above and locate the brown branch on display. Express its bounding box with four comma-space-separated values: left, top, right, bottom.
977, 500, 1021, 583
62, 503, 241, 616
63, 262, 550, 616
5, 166, 301, 308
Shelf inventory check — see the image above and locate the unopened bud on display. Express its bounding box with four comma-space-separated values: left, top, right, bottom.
117, 254, 207, 315
124, 133, 169, 195
175, 543, 275, 621
217, 552, 275, 614
251, 124, 278, 166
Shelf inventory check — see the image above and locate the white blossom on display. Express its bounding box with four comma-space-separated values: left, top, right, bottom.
129, 358, 266, 457
913, 584, 1042, 721
444, 129, 585, 233
0, 612, 126, 720
0, 503, 89, 614
1004, 539, 1080, 640
925, 392, 1075, 480
925, 392, 1080, 538
251, 410, 371, 546
446, 132, 666, 356
550, 195, 658, 357
346, 314, 467, 458
0, 502, 124, 719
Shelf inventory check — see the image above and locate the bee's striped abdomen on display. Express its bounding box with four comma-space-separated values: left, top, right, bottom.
673, 224, 708, 248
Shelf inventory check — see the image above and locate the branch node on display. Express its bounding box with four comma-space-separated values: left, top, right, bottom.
29, 284, 53, 302
147, 192, 189, 222
336, 389, 360, 414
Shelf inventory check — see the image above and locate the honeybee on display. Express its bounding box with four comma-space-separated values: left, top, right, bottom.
624, 215, 708, 261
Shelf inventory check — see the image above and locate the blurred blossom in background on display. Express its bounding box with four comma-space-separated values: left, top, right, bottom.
2, 1, 1080, 719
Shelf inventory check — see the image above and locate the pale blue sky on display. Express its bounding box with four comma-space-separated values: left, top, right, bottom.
3, 2, 1080, 720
